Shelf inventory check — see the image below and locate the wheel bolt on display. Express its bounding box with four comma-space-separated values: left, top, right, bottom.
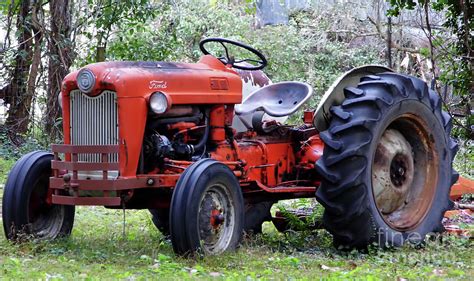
398, 167, 404, 176
213, 214, 225, 225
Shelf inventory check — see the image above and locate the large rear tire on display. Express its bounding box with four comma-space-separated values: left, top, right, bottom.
315, 73, 458, 249
243, 201, 273, 234
170, 159, 244, 256
2, 151, 75, 240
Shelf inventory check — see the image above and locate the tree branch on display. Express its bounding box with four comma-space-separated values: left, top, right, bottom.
368, 16, 420, 54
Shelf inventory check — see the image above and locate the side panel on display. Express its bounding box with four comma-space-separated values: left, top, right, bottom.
117, 97, 147, 177
211, 141, 295, 187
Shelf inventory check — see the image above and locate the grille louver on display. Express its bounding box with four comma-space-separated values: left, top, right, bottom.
70, 90, 119, 163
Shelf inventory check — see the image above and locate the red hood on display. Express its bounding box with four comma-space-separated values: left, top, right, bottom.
62, 55, 243, 105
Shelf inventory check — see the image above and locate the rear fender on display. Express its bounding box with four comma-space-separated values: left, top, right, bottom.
313, 65, 392, 131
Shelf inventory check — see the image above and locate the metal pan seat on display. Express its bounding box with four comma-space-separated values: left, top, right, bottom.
234, 81, 313, 117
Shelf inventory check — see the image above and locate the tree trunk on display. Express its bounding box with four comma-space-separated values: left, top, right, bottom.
4, 0, 36, 144
45, 0, 74, 141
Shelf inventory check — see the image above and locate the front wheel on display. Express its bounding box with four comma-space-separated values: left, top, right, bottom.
149, 208, 170, 236
316, 73, 458, 249
2, 151, 75, 240
170, 159, 244, 256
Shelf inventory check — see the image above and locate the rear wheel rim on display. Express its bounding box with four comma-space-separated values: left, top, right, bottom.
372, 114, 438, 231
198, 183, 236, 255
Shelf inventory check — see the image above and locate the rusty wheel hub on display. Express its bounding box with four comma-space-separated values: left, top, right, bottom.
371, 115, 438, 231
373, 129, 414, 214
210, 209, 225, 229
198, 183, 235, 254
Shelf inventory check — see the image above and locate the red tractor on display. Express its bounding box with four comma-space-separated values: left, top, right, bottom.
2, 38, 458, 255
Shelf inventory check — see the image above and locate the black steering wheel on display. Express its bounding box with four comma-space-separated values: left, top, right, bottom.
199, 37, 267, 71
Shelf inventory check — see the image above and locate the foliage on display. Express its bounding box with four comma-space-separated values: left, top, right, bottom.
101, 1, 383, 123
0, 130, 47, 161
0, 4, 472, 279
453, 140, 474, 179
387, 0, 473, 139
269, 201, 326, 250
4, 0, 384, 140
276, 199, 322, 230
460, 193, 473, 204
0, 157, 14, 184
76, 0, 159, 65
0, 207, 472, 279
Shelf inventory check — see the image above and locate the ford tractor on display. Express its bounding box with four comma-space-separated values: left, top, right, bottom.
2, 38, 458, 256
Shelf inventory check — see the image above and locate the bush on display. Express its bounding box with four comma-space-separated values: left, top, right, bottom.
0, 157, 14, 184
101, 1, 384, 122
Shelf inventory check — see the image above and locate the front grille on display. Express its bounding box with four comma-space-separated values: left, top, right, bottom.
70, 90, 119, 163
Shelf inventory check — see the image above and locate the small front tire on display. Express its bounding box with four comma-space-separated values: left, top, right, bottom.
2, 151, 75, 240
170, 159, 244, 256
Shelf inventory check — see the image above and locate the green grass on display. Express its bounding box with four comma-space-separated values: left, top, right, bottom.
0, 206, 472, 280
0, 156, 472, 279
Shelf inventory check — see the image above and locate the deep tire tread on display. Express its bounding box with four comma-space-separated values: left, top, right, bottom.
316, 72, 458, 249
344, 87, 364, 98
319, 131, 343, 151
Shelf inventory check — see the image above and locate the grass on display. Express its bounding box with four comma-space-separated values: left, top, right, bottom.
0, 157, 473, 280
0, 205, 472, 279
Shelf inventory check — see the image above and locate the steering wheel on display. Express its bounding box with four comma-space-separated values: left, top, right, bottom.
199, 37, 267, 71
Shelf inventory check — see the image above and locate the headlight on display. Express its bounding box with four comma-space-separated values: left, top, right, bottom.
77, 68, 96, 93
149, 92, 171, 114
58, 92, 63, 109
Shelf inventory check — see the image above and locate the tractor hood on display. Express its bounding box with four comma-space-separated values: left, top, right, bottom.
61, 55, 243, 105
59, 55, 244, 178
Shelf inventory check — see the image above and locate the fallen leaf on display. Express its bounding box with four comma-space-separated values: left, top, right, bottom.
321, 264, 340, 272
151, 263, 160, 269
347, 261, 357, 269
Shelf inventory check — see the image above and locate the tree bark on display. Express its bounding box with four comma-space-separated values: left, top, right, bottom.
45, 0, 74, 140
4, 0, 36, 144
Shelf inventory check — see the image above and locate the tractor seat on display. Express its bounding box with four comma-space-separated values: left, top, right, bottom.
234, 81, 313, 117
